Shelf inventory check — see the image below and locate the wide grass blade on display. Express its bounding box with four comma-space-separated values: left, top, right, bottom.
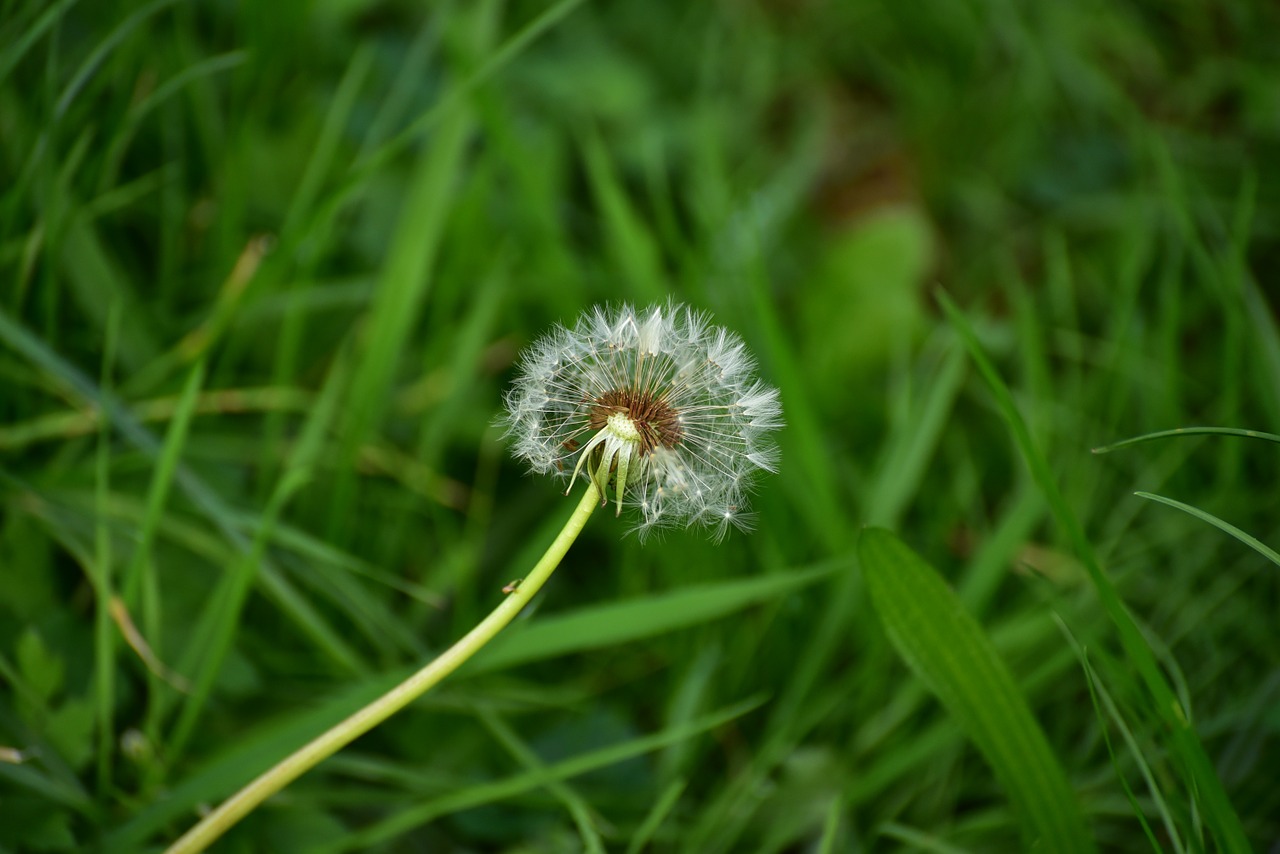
468, 561, 841, 674
938, 290, 1252, 854
859, 527, 1094, 854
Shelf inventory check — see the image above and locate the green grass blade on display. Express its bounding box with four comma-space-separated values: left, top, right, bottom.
102, 670, 415, 851
351, 0, 587, 175
110, 692, 753, 852
816, 797, 842, 854
1135, 492, 1280, 570
580, 128, 665, 302
1063, 621, 1179, 854
0, 0, 79, 90
475, 704, 605, 854
736, 258, 852, 756
0, 761, 93, 816
233, 514, 439, 608
53, 0, 181, 118
327, 697, 766, 853
98, 50, 247, 193
859, 527, 1094, 854
92, 304, 121, 795
167, 350, 351, 762
938, 290, 1252, 854
121, 361, 206, 605
468, 561, 841, 674
279, 48, 373, 244
877, 822, 973, 854
0, 536, 103, 822
1092, 427, 1280, 454
117, 361, 208, 763
0, 307, 364, 673
625, 777, 686, 854
1242, 279, 1280, 427
57, 204, 163, 373
957, 483, 1044, 615
329, 47, 478, 538
866, 341, 967, 528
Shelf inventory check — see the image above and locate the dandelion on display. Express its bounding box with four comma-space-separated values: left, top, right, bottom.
166, 302, 781, 853
502, 301, 782, 539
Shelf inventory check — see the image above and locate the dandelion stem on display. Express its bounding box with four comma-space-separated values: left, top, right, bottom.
165, 483, 602, 854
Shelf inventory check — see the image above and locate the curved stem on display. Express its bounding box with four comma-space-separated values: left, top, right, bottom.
166, 484, 601, 854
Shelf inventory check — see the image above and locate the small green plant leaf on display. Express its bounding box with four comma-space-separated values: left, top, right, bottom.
46, 697, 96, 773
16, 629, 63, 705
0, 801, 78, 852
859, 527, 1094, 854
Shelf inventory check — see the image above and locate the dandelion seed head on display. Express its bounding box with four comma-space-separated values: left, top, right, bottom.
500, 301, 783, 539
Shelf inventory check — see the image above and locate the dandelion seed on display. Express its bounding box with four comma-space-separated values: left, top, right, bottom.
501, 301, 783, 539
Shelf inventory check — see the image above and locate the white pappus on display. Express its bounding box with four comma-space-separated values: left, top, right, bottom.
501, 301, 783, 540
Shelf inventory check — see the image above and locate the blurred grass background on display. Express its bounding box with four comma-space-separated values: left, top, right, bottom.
2, 0, 1279, 851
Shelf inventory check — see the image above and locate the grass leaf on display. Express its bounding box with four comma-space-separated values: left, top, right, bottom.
938, 290, 1252, 854
324, 696, 765, 853
1092, 427, 1280, 454
860, 527, 1094, 854
469, 561, 841, 674
1135, 492, 1280, 570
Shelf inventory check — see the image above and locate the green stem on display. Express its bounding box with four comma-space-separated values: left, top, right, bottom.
165, 483, 601, 854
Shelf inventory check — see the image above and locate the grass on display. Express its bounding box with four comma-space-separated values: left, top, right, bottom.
2, 0, 1279, 851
